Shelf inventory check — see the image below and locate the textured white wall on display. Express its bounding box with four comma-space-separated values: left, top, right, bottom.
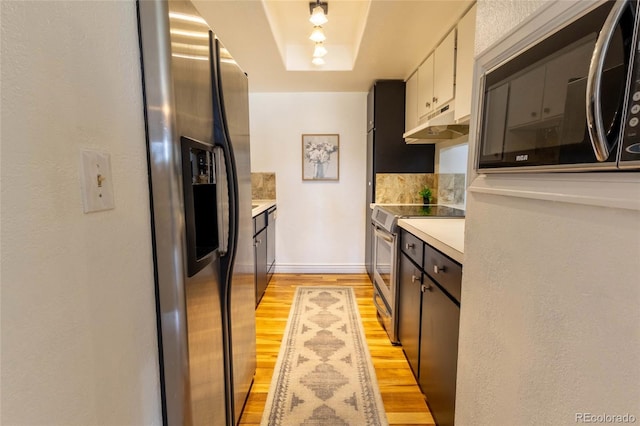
249, 92, 367, 272
458, 193, 640, 424
474, 0, 548, 54
1, 2, 161, 424
456, 1, 640, 424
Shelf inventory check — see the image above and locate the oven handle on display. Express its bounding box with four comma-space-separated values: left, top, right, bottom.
586, 0, 628, 161
374, 227, 395, 244
372, 291, 389, 316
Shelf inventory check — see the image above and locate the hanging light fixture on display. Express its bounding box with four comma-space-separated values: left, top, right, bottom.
309, 1, 328, 26
309, 26, 326, 43
313, 42, 327, 58
309, 1, 328, 66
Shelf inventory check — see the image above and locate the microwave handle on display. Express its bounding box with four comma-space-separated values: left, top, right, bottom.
586, 0, 628, 162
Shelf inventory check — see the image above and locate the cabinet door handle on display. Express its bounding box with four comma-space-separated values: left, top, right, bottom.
421, 284, 431, 292
405, 243, 415, 250
432, 96, 438, 103
543, 107, 550, 114
425, 102, 431, 108
411, 274, 418, 283
433, 264, 445, 274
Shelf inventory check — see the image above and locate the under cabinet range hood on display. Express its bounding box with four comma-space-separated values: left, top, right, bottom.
404, 109, 470, 143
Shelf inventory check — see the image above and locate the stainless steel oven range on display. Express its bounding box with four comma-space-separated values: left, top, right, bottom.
371, 205, 465, 344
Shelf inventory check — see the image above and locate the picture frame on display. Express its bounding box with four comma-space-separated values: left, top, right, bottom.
302, 134, 340, 181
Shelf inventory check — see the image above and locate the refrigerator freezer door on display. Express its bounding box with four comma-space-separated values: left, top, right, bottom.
137, 1, 227, 425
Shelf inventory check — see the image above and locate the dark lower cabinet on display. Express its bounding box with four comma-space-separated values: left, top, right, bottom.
254, 227, 267, 306
398, 251, 423, 379
254, 206, 276, 307
397, 229, 462, 426
267, 207, 276, 281
420, 275, 460, 426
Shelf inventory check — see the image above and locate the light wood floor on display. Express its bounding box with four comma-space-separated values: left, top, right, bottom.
238, 273, 435, 426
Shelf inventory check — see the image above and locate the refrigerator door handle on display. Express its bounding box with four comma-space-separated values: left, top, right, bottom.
214, 146, 229, 256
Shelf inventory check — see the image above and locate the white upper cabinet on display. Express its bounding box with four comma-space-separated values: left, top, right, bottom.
405, 72, 418, 132
417, 32, 455, 121
454, 4, 477, 122
433, 30, 456, 113
404, 4, 476, 143
417, 54, 435, 118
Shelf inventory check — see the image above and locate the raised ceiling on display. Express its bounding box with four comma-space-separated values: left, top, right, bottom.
193, 0, 473, 93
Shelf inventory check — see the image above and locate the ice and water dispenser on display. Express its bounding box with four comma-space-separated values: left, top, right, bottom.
181, 137, 218, 276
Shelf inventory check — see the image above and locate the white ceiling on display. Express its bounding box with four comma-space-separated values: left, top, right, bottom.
193, 0, 474, 93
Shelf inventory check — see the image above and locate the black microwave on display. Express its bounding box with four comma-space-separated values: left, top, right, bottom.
477, 0, 640, 172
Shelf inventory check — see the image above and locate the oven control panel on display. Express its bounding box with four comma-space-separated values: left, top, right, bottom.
372, 206, 398, 233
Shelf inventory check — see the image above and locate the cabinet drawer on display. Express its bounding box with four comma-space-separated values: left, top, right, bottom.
424, 245, 462, 302
253, 211, 266, 236
401, 231, 423, 267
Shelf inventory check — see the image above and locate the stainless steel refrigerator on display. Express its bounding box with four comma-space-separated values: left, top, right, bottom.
137, 1, 256, 425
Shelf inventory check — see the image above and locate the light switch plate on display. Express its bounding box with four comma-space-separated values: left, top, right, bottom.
80, 149, 115, 213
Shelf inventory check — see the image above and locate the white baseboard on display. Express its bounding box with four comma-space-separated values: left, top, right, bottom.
274, 263, 366, 274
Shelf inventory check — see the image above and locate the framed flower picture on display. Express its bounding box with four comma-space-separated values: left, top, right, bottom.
302, 134, 339, 181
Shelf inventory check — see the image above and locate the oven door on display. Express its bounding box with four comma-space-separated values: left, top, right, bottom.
372, 285, 398, 344
372, 226, 396, 306
372, 224, 400, 344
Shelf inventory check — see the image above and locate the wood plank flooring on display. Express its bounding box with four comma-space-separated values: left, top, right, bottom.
238, 273, 435, 426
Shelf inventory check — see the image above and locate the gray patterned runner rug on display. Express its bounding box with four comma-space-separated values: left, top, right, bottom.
261, 286, 389, 426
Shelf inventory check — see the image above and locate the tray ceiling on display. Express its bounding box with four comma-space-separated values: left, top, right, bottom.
193, 0, 474, 92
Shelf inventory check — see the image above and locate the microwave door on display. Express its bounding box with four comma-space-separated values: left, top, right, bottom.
479, 83, 509, 165
477, 0, 639, 172
587, 0, 638, 163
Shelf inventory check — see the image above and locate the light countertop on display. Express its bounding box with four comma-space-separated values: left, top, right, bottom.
252, 200, 276, 217
398, 218, 465, 264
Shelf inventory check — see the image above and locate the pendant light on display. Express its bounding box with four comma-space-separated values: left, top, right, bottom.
309, 1, 328, 65
313, 42, 327, 58
309, 2, 328, 26
309, 26, 326, 43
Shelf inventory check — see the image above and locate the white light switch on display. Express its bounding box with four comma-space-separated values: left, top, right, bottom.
80, 149, 115, 213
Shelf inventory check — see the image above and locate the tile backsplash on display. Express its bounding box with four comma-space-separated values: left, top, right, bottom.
375, 173, 465, 205
375, 174, 437, 204
251, 172, 276, 200
436, 173, 466, 205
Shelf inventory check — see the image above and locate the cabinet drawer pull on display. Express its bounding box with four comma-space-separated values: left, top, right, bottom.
406, 243, 415, 250
411, 274, 418, 283
433, 264, 445, 274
